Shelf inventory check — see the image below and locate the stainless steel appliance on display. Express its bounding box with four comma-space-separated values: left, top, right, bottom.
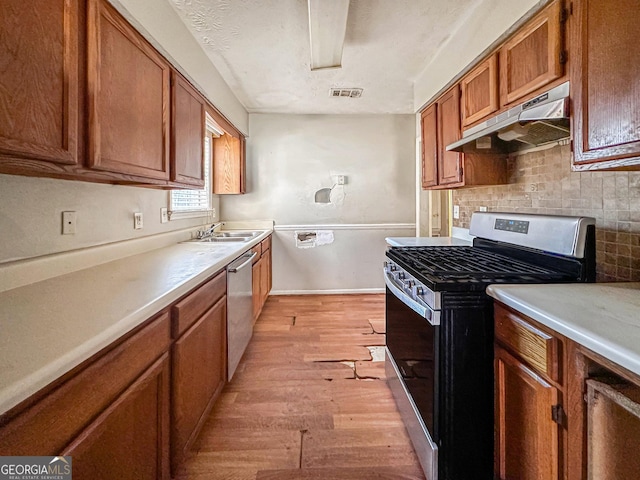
384, 212, 596, 480
446, 81, 570, 154
226, 251, 257, 380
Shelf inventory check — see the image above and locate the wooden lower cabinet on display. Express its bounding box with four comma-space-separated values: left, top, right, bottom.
62, 354, 170, 480
171, 296, 226, 472
0, 312, 171, 478
252, 236, 272, 321
494, 303, 563, 480
495, 346, 560, 480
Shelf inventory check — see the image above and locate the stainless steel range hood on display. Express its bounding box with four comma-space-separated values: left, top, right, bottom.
447, 82, 570, 154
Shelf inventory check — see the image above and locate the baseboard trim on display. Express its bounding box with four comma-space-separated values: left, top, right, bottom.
271, 288, 385, 295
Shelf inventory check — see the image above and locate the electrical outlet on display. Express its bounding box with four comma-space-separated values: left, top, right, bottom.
62, 211, 77, 235
479, 206, 488, 212
453, 205, 460, 219
160, 207, 168, 224
336, 175, 346, 185
134, 212, 143, 230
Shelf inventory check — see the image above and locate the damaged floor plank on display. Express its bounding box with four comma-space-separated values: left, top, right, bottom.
174, 294, 425, 480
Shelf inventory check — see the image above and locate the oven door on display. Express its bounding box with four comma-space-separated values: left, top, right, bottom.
385, 285, 439, 480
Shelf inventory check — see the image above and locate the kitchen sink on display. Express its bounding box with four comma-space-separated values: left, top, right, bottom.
191, 230, 262, 243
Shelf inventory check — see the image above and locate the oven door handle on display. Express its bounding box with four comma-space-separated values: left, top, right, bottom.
384, 270, 440, 326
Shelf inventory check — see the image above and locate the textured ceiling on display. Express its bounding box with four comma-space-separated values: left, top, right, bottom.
168, 0, 481, 114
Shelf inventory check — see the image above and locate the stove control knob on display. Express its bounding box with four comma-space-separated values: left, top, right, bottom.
397, 271, 406, 280
415, 286, 424, 296
388, 263, 397, 272
404, 279, 414, 288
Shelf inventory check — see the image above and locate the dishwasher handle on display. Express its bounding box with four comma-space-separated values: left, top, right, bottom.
227, 252, 257, 273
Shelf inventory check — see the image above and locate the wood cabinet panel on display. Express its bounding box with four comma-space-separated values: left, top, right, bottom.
171, 72, 205, 187
62, 354, 170, 480
0, 0, 79, 165
0, 313, 170, 455
213, 133, 245, 194
461, 54, 499, 127
420, 104, 438, 189
253, 255, 264, 322
171, 296, 226, 472
172, 270, 226, 338
261, 245, 271, 306
87, 0, 170, 180
437, 86, 463, 186
586, 378, 640, 480
499, 0, 563, 106
495, 346, 560, 480
571, 0, 640, 170
495, 303, 560, 382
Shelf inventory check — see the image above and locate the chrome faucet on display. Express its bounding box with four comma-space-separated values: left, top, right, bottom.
197, 222, 224, 239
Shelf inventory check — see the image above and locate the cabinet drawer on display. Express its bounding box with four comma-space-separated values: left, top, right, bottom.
172, 270, 226, 338
0, 312, 170, 455
251, 244, 262, 263
495, 304, 560, 382
261, 235, 271, 252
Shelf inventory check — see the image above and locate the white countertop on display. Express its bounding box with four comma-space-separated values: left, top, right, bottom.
385, 236, 472, 247
487, 283, 640, 376
0, 229, 272, 415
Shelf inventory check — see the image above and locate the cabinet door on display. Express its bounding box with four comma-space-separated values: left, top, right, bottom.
62, 354, 170, 480
261, 246, 271, 306
171, 296, 226, 471
461, 54, 499, 127
495, 346, 560, 480
213, 133, 245, 194
499, 0, 563, 106
252, 257, 263, 322
171, 72, 205, 187
421, 104, 438, 189
437, 87, 463, 186
87, 0, 170, 181
571, 0, 640, 170
0, 0, 79, 165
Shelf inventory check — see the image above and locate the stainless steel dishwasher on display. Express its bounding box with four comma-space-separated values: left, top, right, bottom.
226, 251, 256, 380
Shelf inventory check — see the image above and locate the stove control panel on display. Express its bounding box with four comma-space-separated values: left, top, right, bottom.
384, 261, 440, 311
494, 218, 530, 234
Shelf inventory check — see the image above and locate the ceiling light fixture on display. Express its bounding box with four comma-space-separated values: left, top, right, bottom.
308, 0, 350, 70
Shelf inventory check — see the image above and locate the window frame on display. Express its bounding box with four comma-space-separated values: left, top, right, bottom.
169, 114, 223, 220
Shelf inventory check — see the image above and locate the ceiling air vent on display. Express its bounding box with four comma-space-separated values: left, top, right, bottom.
330, 88, 363, 98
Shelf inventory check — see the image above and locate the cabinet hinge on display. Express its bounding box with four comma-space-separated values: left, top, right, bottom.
560, 51, 568, 64
551, 404, 565, 426
560, 7, 570, 23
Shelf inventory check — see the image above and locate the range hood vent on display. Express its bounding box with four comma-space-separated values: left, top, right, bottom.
447, 82, 570, 154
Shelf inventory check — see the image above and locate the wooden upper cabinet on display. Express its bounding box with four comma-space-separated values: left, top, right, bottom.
171, 72, 205, 187
87, 0, 170, 181
0, 0, 79, 165
421, 104, 438, 189
571, 0, 640, 170
437, 86, 463, 186
499, 0, 563, 106
461, 54, 499, 127
213, 133, 246, 194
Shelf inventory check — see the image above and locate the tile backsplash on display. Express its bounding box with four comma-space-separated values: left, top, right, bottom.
452, 144, 640, 282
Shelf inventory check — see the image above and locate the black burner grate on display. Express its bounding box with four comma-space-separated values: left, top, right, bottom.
387, 246, 571, 291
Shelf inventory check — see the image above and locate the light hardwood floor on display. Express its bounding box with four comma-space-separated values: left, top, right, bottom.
175, 294, 426, 480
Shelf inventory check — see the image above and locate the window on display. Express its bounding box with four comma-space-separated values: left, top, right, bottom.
169, 114, 223, 219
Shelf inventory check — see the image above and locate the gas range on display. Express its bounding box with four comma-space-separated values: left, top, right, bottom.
384, 212, 596, 480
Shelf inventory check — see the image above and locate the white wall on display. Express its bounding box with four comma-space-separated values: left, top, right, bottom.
0, 174, 218, 263
110, 0, 248, 134
413, 0, 542, 110
221, 114, 416, 293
